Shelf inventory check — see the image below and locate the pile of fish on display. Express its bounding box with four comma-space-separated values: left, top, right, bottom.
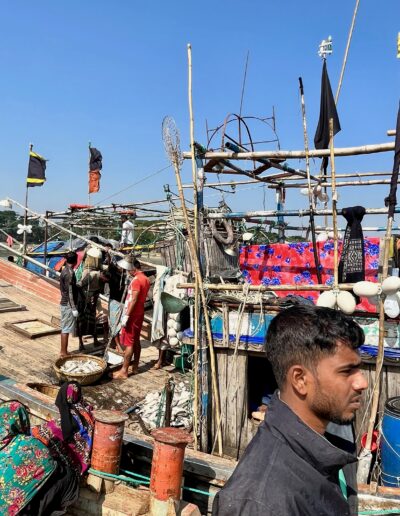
60, 359, 103, 375
136, 382, 192, 430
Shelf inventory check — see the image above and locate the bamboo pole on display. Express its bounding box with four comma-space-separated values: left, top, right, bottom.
365, 222, 392, 452
335, 0, 361, 104
182, 141, 395, 160
181, 172, 394, 188
187, 44, 198, 245
329, 119, 339, 288
162, 126, 223, 456
299, 77, 322, 283
7, 198, 156, 268
274, 179, 399, 189
358, 219, 393, 484
177, 282, 356, 292
187, 43, 200, 451
206, 206, 400, 219
0, 242, 61, 277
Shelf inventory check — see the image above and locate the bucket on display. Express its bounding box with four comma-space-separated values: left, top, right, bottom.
360, 430, 379, 453
381, 397, 400, 486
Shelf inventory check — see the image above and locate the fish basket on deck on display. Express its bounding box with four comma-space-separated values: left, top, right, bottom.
53, 354, 107, 386
26, 383, 60, 400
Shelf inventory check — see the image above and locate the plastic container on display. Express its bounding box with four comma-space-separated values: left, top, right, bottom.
381, 397, 400, 486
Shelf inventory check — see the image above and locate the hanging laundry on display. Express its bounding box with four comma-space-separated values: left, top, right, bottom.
338, 206, 366, 284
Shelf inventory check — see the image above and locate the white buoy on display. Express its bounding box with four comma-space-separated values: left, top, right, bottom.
353, 281, 380, 298
316, 290, 336, 309
167, 328, 177, 338
382, 276, 400, 295
384, 293, 400, 318
336, 291, 356, 315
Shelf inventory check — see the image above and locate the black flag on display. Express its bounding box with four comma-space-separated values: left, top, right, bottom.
27, 151, 47, 187
314, 60, 341, 150
89, 147, 102, 194
385, 103, 400, 218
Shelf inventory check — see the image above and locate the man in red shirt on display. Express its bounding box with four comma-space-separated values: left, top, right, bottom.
111, 256, 150, 379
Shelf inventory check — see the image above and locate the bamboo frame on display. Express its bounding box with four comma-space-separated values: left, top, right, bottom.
205, 206, 400, 219
182, 141, 395, 160
177, 282, 356, 292
181, 172, 394, 189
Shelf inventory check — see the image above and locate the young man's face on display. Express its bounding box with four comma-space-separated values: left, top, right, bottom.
307, 341, 368, 425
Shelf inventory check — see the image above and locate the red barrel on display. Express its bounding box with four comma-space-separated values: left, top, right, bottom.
150, 427, 192, 502
91, 410, 129, 474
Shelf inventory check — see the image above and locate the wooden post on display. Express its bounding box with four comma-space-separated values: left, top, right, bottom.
329, 119, 339, 288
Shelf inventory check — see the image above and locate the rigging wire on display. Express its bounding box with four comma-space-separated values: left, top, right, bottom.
95, 164, 172, 206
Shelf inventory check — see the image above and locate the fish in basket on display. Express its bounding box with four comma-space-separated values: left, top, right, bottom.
53, 354, 107, 386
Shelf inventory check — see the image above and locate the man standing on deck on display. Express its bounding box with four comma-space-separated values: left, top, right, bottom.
120, 214, 134, 248
111, 256, 150, 379
213, 305, 368, 516
59, 251, 79, 357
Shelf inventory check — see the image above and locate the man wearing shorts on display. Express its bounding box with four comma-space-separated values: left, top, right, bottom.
59, 251, 78, 357
112, 256, 150, 379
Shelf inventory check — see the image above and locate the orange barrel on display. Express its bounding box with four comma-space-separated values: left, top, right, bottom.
150, 427, 192, 502
91, 410, 129, 474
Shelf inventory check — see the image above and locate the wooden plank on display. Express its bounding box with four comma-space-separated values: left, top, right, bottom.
4, 318, 60, 338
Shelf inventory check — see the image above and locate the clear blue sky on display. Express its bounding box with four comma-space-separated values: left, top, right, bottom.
0, 0, 398, 231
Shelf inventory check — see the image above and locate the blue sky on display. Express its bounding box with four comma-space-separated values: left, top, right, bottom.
0, 0, 398, 231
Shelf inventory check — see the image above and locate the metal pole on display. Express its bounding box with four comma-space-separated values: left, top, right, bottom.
43, 211, 49, 277
23, 143, 33, 257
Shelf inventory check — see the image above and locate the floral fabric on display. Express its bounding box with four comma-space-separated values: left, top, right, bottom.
239, 238, 380, 312
0, 401, 56, 516
31, 383, 94, 475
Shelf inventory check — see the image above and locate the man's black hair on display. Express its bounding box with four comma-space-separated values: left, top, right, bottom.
66, 251, 78, 265
265, 305, 364, 388
133, 259, 141, 269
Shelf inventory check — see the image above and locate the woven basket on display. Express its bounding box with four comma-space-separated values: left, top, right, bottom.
53, 354, 107, 386
26, 383, 60, 399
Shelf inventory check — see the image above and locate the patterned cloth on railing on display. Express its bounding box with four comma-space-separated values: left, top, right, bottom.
0, 401, 56, 515
239, 238, 380, 312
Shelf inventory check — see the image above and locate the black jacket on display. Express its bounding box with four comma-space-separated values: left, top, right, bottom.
212, 394, 357, 516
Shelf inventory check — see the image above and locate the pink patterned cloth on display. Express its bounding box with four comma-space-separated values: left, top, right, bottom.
239, 238, 380, 313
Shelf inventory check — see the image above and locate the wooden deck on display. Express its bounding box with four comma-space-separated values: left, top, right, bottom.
0, 278, 186, 433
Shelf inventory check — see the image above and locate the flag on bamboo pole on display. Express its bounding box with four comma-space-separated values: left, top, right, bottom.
27, 151, 47, 187
88, 147, 102, 194
385, 103, 400, 218
314, 60, 341, 150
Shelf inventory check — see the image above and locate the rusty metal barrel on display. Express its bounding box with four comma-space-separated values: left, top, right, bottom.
91, 409, 129, 474
150, 427, 192, 504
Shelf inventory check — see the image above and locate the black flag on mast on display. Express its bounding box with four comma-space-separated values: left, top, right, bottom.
27, 151, 47, 187
314, 60, 341, 152
385, 103, 400, 219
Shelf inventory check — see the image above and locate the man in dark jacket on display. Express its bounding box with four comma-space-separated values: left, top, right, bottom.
213, 305, 368, 516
